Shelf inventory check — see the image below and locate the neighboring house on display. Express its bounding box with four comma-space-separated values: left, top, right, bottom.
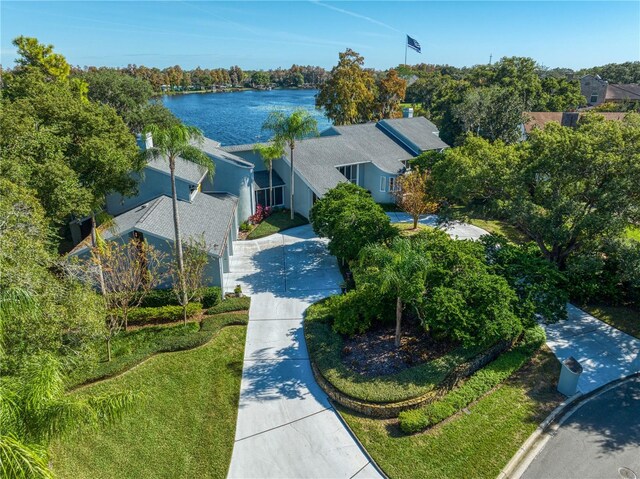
522, 111, 627, 138
581, 74, 640, 106
223, 114, 449, 219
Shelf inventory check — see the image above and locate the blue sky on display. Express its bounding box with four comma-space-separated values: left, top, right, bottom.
1, 1, 639, 70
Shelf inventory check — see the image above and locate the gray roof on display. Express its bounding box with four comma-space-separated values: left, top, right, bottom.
146, 156, 209, 184
199, 138, 254, 168
221, 143, 260, 153
606, 84, 640, 101
73, 193, 237, 258
378, 117, 449, 152
254, 170, 285, 189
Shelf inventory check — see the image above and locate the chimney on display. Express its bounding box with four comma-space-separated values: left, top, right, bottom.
403, 107, 414, 118
144, 132, 153, 150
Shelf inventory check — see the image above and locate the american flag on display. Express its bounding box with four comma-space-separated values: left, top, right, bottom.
407, 35, 421, 53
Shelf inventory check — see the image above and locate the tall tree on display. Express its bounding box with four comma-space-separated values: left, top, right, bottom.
316, 49, 376, 125
261, 109, 318, 219
374, 69, 407, 119
143, 123, 214, 306
357, 238, 429, 347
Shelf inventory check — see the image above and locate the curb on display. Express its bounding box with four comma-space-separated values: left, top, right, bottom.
497, 371, 640, 479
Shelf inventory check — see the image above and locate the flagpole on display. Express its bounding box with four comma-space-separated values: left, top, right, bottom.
404, 35, 408, 66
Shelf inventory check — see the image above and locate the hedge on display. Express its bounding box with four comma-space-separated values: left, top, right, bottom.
206, 296, 251, 315
398, 326, 546, 434
126, 302, 202, 325
137, 287, 222, 309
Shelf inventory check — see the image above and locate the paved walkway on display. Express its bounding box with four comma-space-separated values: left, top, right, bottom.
521, 376, 640, 479
542, 304, 640, 394
386, 211, 489, 240
225, 225, 383, 479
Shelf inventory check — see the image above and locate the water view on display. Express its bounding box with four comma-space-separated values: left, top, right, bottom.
162, 88, 332, 146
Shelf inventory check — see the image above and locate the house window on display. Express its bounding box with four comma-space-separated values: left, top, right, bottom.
590, 93, 598, 103
255, 186, 284, 208
388, 177, 396, 192
337, 164, 359, 185
380, 176, 386, 192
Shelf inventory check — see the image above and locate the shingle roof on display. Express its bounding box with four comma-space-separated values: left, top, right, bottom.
146, 156, 209, 184
72, 193, 237, 258
378, 117, 449, 152
200, 138, 254, 168
605, 84, 640, 101
524, 111, 628, 133
254, 170, 285, 189
221, 143, 261, 153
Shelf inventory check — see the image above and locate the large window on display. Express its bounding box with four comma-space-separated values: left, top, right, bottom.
255, 186, 284, 208
379, 176, 386, 192
590, 93, 598, 103
337, 164, 360, 185
388, 176, 397, 192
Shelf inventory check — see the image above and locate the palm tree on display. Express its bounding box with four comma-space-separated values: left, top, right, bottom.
254, 143, 284, 207
143, 124, 214, 312
357, 238, 429, 347
0, 289, 135, 479
262, 109, 318, 219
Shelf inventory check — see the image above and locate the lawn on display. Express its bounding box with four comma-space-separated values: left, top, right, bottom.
246, 210, 308, 239
394, 222, 433, 237
51, 325, 246, 479
580, 303, 640, 339
340, 348, 563, 479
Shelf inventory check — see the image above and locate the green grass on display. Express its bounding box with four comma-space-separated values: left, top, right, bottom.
465, 217, 530, 244
304, 302, 484, 403
580, 303, 640, 339
68, 308, 249, 388
51, 325, 246, 479
394, 222, 433, 237
246, 210, 308, 239
340, 348, 563, 479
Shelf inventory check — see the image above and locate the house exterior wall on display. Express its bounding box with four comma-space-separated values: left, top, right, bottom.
106, 168, 194, 216
271, 158, 314, 218
202, 158, 254, 222
230, 150, 268, 172
362, 163, 397, 204
581, 75, 608, 106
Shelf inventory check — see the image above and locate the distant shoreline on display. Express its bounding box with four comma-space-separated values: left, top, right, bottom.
158, 85, 319, 97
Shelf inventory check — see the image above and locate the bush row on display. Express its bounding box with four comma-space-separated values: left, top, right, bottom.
137, 287, 222, 309
398, 326, 546, 434
126, 302, 202, 325
206, 296, 252, 315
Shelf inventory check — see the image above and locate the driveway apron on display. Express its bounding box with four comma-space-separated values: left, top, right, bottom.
226, 225, 383, 479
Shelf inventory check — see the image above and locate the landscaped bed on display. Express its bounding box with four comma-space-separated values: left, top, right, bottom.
339, 347, 563, 479
245, 209, 308, 239
304, 300, 486, 404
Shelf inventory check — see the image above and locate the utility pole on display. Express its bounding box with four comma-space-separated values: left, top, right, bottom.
489, 53, 493, 65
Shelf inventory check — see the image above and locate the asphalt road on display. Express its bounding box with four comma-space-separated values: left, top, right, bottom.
522, 376, 640, 479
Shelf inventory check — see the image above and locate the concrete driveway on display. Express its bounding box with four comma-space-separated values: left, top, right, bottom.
543, 304, 640, 394
521, 376, 640, 479
225, 225, 383, 479
386, 211, 489, 240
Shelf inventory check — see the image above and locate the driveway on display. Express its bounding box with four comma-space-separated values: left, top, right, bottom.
386, 211, 489, 240
225, 225, 383, 479
543, 304, 640, 394
521, 376, 640, 479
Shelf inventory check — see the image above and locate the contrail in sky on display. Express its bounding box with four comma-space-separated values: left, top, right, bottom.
310, 1, 402, 34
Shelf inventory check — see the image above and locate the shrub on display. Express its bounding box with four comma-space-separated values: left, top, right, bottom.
240, 221, 252, 232
198, 287, 222, 308
126, 302, 202, 325
249, 204, 273, 224
207, 296, 251, 315
398, 327, 543, 434
326, 284, 394, 336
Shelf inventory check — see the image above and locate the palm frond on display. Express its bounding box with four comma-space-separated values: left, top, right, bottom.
0, 434, 52, 479
180, 145, 215, 180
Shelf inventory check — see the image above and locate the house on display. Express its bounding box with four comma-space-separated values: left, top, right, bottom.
580, 75, 640, 106
70, 139, 240, 290
220, 114, 449, 219
522, 111, 627, 137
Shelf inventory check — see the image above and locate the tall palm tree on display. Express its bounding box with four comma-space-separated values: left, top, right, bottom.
358, 238, 429, 347
254, 143, 284, 207
143, 124, 214, 308
0, 288, 135, 479
262, 109, 318, 219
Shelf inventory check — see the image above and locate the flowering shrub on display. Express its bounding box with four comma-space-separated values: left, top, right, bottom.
249, 204, 273, 224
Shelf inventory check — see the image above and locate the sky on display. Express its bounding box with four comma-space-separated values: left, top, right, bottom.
1, 1, 639, 71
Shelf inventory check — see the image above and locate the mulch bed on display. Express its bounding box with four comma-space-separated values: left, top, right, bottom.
341, 319, 455, 377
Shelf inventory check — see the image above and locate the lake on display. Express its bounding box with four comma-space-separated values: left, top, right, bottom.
162, 89, 332, 146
